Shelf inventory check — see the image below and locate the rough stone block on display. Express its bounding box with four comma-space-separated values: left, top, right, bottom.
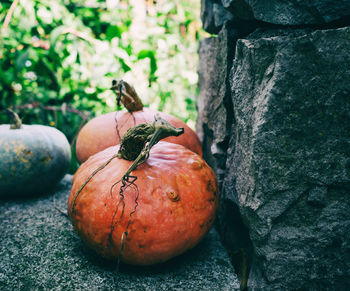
221, 0, 350, 25
224, 27, 350, 289
197, 24, 238, 184
201, 0, 234, 34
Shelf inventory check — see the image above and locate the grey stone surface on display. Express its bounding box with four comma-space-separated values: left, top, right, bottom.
0, 175, 239, 290
201, 0, 234, 34
224, 27, 350, 289
221, 0, 350, 25
221, 0, 254, 20
197, 23, 238, 185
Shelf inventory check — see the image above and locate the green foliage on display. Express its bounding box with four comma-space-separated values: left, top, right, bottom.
0, 0, 204, 172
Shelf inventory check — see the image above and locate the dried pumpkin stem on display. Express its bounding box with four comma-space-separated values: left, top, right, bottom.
117, 114, 184, 179
5, 108, 22, 129
111, 79, 143, 112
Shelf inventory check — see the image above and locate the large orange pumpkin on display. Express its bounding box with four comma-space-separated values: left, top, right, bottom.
75, 80, 202, 163
68, 142, 218, 265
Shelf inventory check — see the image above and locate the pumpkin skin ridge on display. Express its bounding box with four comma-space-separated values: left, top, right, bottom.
68, 142, 218, 265
75, 108, 202, 164
0, 124, 71, 197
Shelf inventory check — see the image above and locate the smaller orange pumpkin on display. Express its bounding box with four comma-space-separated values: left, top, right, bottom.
75, 80, 202, 164
68, 140, 218, 265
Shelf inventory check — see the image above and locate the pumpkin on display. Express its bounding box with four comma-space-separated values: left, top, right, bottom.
0, 110, 71, 197
75, 80, 202, 164
68, 140, 218, 265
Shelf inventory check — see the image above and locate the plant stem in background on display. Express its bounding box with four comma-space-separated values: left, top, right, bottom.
2, 0, 19, 33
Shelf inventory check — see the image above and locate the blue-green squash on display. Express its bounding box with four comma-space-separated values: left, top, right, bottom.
0, 111, 71, 197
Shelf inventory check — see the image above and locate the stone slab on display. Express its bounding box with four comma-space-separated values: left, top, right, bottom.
0, 175, 239, 290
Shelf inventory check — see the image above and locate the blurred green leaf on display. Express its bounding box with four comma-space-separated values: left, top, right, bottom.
137, 49, 158, 82
15, 50, 30, 71
106, 25, 121, 41
119, 59, 131, 72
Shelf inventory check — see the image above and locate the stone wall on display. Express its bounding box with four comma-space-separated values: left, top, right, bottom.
197, 1, 350, 290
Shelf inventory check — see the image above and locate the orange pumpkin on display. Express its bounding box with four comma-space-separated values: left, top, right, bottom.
68, 142, 218, 265
75, 80, 202, 163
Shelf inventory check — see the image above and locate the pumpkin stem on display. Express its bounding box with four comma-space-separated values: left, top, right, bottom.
6, 108, 22, 129
117, 114, 184, 178
111, 79, 143, 112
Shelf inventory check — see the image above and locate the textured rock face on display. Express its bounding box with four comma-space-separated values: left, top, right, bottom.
198, 1, 350, 290
197, 24, 238, 184
220, 0, 350, 25
201, 0, 234, 34
228, 27, 350, 289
